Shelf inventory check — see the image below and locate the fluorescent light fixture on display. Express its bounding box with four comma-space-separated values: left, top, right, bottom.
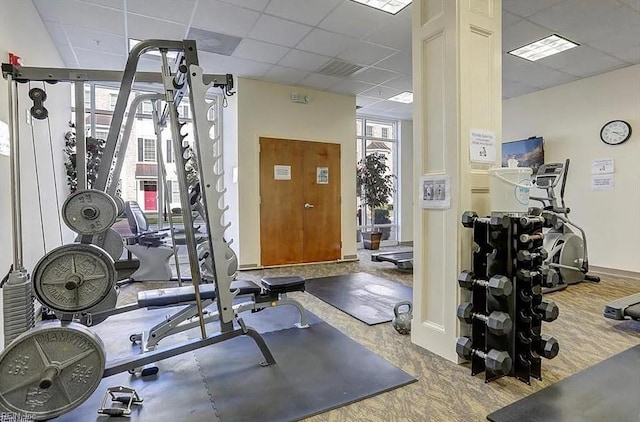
129, 38, 179, 60
351, 0, 412, 15
388, 91, 413, 103
508, 34, 578, 61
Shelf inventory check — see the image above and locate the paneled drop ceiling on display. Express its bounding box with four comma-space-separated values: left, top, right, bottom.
33, 0, 640, 120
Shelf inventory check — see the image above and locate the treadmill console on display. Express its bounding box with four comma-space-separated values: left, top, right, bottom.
535, 163, 564, 188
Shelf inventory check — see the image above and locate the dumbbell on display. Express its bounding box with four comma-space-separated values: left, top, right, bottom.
458, 271, 512, 297
456, 302, 513, 335
518, 284, 543, 303
517, 268, 559, 287
519, 216, 544, 227
534, 299, 559, 322
535, 334, 559, 359
517, 249, 548, 264
519, 233, 543, 243
461, 211, 479, 228
456, 337, 512, 375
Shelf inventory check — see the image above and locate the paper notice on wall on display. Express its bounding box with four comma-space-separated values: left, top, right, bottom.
469, 129, 496, 163
316, 167, 329, 184
591, 158, 614, 174
591, 174, 614, 191
420, 174, 451, 209
274, 165, 291, 180
0, 120, 9, 156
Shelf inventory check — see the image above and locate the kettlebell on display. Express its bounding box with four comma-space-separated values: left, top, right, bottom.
392, 301, 412, 335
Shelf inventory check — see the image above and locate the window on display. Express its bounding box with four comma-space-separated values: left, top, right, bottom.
109, 94, 118, 110
171, 180, 180, 203
178, 103, 190, 119
137, 138, 156, 162
166, 139, 173, 163
356, 117, 398, 244
139, 101, 153, 115
95, 130, 108, 141
83, 85, 91, 108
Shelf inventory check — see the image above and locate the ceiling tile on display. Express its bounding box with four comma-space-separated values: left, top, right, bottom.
75, 47, 126, 69
375, 51, 412, 74
363, 21, 412, 52
337, 40, 396, 66
232, 39, 290, 64
502, 80, 538, 99
559, 5, 640, 44
505, 63, 578, 89
198, 52, 230, 73
218, 0, 270, 11
606, 47, 640, 64
63, 26, 126, 55
502, 19, 554, 53
191, 0, 260, 37
586, 24, 640, 58
352, 67, 400, 85
502, 53, 530, 75
43, 21, 71, 47
356, 96, 382, 107
262, 65, 311, 85
329, 80, 376, 95
359, 85, 404, 101
502, 0, 563, 18
247, 15, 312, 47
540, 46, 627, 77
265, 0, 342, 26
502, 11, 522, 28
224, 56, 273, 77
297, 73, 343, 90
528, 0, 621, 31
381, 74, 412, 91
278, 50, 331, 72
620, 0, 640, 11
35, 0, 125, 35
127, 14, 187, 41
318, 1, 393, 38
74, 0, 123, 9
58, 45, 79, 67
296, 29, 352, 57
126, 0, 197, 25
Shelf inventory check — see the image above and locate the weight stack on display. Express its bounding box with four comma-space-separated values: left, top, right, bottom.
3, 269, 35, 347
458, 211, 559, 384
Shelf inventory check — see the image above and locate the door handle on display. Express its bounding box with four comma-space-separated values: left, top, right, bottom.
304, 203, 315, 209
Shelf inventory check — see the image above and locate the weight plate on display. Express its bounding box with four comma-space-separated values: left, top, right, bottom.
32, 244, 116, 313
76, 229, 124, 262
62, 190, 118, 235
55, 287, 118, 327
0, 322, 105, 421
112, 195, 125, 217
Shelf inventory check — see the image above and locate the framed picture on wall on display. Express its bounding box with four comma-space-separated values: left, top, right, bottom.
502, 137, 545, 174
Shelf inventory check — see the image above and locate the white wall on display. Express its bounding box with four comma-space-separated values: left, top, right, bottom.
0, 0, 72, 348
399, 119, 413, 243
222, 85, 239, 254
235, 78, 356, 267
504, 64, 640, 272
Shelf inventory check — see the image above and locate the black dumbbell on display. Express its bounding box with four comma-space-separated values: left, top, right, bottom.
456, 337, 512, 375
535, 300, 559, 322
535, 334, 559, 359
458, 271, 512, 297
456, 302, 513, 335
518, 285, 543, 303
519, 216, 544, 227
461, 211, 479, 228
517, 249, 548, 263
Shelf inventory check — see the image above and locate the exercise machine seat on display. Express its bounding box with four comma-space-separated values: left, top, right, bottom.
261, 276, 306, 294
138, 279, 262, 308
125, 201, 167, 247
603, 292, 640, 321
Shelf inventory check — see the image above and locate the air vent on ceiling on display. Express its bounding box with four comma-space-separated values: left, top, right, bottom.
186, 27, 243, 56
317, 59, 364, 78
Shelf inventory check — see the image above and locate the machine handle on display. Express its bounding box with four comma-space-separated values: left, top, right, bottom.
304, 203, 315, 209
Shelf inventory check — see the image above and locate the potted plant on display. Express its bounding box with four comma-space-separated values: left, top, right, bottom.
356, 152, 395, 250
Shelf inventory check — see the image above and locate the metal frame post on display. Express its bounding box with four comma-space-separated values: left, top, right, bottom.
74, 81, 87, 190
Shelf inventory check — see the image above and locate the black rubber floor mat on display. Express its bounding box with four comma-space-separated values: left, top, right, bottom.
487, 345, 640, 422
305, 272, 413, 325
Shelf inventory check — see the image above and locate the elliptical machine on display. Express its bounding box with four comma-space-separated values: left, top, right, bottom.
529, 159, 600, 293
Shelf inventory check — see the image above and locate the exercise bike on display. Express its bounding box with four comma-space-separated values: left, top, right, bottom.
529, 159, 600, 293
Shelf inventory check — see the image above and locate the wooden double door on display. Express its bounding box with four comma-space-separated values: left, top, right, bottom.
259, 138, 341, 266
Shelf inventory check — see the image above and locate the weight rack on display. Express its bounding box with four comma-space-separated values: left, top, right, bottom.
458, 211, 560, 384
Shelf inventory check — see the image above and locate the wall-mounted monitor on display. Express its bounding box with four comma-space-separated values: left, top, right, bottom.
502, 136, 544, 174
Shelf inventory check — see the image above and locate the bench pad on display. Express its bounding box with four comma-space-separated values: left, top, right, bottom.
138, 279, 261, 308
261, 276, 306, 294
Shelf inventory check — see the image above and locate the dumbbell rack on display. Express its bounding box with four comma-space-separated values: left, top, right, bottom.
459, 212, 559, 384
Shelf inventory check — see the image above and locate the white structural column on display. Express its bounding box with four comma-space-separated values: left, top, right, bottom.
411, 0, 502, 361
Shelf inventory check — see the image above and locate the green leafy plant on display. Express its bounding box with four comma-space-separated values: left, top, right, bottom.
63, 123, 105, 193
356, 152, 395, 232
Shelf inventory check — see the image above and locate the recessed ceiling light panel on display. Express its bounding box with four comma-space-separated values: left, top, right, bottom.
351, 0, 412, 15
508, 34, 578, 62
388, 91, 413, 103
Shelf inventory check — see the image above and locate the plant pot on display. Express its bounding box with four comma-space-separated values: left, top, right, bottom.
362, 231, 382, 250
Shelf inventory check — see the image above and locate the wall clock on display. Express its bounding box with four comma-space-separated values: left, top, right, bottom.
600, 120, 632, 145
